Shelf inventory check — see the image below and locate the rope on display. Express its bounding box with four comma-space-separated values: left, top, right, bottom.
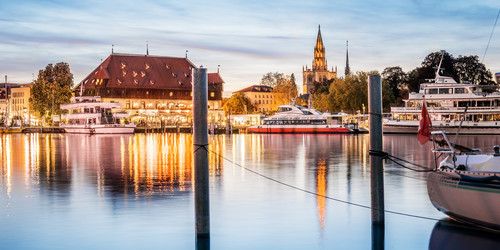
207, 148, 440, 222
369, 150, 435, 172
194, 143, 209, 154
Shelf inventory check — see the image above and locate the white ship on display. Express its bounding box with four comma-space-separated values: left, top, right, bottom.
60, 96, 136, 134
248, 105, 362, 134
384, 66, 500, 134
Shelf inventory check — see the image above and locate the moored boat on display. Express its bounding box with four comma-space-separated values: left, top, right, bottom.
427, 131, 500, 230
384, 57, 500, 134
60, 96, 136, 134
247, 105, 363, 134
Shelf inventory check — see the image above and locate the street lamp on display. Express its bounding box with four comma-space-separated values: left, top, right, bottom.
51, 85, 54, 127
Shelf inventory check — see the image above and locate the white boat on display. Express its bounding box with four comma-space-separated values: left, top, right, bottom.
384, 64, 500, 134
247, 105, 363, 134
427, 131, 500, 230
60, 96, 136, 134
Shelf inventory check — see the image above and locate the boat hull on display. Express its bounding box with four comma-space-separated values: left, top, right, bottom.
427, 170, 500, 230
383, 124, 500, 135
247, 125, 352, 134
62, 124, 136, 134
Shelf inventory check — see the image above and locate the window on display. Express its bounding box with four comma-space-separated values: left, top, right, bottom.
427, 88, 438, 94
210, 92, 215, 98
439, 88, 452, 94
455, 88, 466, 94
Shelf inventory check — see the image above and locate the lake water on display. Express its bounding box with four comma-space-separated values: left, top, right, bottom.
1, 133, 500, 249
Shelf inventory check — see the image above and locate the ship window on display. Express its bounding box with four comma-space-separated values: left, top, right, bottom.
427, 88, 438, 94
439, 88, 452, 94
455, 88, 465, 94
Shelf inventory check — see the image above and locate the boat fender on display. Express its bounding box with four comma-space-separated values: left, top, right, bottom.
494, 145, 500, 156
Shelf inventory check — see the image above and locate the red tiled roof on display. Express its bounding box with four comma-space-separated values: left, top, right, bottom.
78, 53, 197, 90
234, 85, 273, 93
208, 73, 224, 84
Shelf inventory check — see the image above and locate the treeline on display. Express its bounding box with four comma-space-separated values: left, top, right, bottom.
313, 50, 496, 113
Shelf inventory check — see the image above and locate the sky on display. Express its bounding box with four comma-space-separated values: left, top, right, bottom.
1, 0, 499, 94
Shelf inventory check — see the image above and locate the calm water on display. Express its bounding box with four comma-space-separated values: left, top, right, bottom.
1, 133, 500, 249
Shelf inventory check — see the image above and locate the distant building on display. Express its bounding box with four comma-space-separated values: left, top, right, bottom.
75, 53, 224, 126
0, 82, 33, 125
234, 85, 280, 114
302, 25, 337, 95
496, 72, 500, 84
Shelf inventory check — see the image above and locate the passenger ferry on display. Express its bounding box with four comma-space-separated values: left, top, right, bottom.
60, 96, 136, 134
248, 105, 361, 134
384, 71, 500, 134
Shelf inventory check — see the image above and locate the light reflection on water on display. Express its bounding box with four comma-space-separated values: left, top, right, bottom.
1, 133, 500, 249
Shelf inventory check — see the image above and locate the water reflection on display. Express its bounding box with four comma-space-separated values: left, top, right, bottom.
429, 219, 500, 250
0, 133, 225, 203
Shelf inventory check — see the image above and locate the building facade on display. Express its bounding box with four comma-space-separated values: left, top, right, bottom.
0, 83, 33, 126
75, 53, 224, 127
302, 26, 337, 95
234, 85, 280, 114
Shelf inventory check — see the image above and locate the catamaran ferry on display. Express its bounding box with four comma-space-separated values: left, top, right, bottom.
60, 96, 136, 134
248, 105, 362, 134
384, 72, 500, 134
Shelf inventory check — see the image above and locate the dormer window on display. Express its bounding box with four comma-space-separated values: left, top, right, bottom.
145, 63, 151, 69
141, 71, 146, 77
134, 79, 139, 85
121, 62, 126, 69
185, 73, 190, 78
178, 81, 183, 85
172, 73, 177, 78
133, 70, 138, 77
117, 79, 123, 84
166, 64, 171, 70
150, 80, 155, 85
122, 70, 127, 76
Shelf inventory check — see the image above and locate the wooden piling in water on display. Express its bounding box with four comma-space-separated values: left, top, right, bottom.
368, 74, 385, 225
193, 67, 210, 238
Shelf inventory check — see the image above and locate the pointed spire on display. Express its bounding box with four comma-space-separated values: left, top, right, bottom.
345, 40, 350, 76
313, 25, 327, 70
146, 41, 149, 55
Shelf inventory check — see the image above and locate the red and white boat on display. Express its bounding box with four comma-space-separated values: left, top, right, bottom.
247, 105, 362, 134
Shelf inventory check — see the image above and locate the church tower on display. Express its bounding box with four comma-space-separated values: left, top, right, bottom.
303, 25, 337, 95
345, 41, 350, 76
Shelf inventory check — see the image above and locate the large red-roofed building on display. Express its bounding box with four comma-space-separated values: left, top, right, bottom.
75, 53, 224, 126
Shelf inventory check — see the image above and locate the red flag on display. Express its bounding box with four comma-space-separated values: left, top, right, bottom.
417, 102, 432, 144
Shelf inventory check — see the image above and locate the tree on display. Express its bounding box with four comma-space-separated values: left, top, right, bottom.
382, 66, 408, 105
222, 92, 255, 114
272, 73, 298, 106
454, 55, 494, 85
30, 62, 74, 118
260, 72, 286, 87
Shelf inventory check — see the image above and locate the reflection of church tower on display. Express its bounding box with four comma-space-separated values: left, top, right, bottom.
302, 25, 337, 95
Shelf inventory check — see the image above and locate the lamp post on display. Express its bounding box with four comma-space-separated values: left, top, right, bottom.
51, 85, 54, 127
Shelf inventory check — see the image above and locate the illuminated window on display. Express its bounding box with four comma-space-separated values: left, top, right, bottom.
134, 79, 139, 85
122, 70, 127, 76
121, 62, 126, 69
145, 63, 150, 69
150, 80, 155, 85
141, 71, 146, 77
210, 92, 215, 98
117, 79, 123, 84
178, 81, 183, 85
165, 64, 171, 70
169, 92, 173, 97
133, 70, 138, 77
172, 73, 177, 77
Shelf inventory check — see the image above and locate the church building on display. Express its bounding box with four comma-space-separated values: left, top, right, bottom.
302, 26, 337, 95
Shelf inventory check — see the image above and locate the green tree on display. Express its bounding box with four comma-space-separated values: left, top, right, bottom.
273, 73, 298, 106
454, 55, 495, 85
222, 92, 255, 114
30, 62, 74, 118
382, 66, 407, 104
408, 50, 456, 92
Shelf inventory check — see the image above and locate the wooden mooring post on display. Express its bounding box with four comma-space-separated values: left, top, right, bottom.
193, 67, 210, 240
368, 74, 385, 249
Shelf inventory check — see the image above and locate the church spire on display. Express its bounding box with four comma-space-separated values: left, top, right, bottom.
345, 40, 350, 76
313, 25, 327, 70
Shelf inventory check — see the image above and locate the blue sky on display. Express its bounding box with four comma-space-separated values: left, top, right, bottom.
1, 0, 499, 93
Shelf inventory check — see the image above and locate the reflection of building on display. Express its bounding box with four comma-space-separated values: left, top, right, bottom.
75, 53, 224, 126
234, 85, 278, 114
302, 25, 337, 95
